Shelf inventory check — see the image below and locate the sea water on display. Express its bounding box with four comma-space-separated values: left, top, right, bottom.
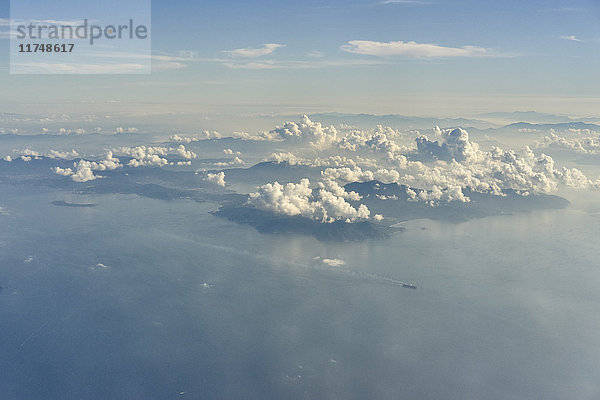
1, 183, 599, 399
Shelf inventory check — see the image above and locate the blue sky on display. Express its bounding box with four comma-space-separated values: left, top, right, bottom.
0, 0, 599, 117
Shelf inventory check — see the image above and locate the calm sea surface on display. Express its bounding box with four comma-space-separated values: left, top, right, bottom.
1, 183, 599, 399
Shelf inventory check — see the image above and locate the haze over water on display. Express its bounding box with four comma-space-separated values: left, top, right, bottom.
2, 182, 599, 400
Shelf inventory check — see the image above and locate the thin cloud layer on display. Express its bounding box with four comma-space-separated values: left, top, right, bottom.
380, 0, 431, 4
341, 40, 490, 58
225, 43, 285, 58
561, 35, 582, 42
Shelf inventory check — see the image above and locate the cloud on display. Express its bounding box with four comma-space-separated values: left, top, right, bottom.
175, 145, 197, 160
415, 128, 482, 162
269, 152, 378, 168
248, 178, 371, 223
322, 258, 346, 267
223, 61, 280, 69
53, 166, 74, 177
18, 148, 41, 157
536, 132, 600, 154
117, 146, 169, 167
205, 172, 226, 187
153, 62, 187, 71
222, 58, 386, 70
379, 0, 431, 4
214, 156, 245, 167
561, 35, 582, 42
170, 134, 201, 143
341, 40, 491, 58
338, 125, 409, 154
225, 43, 285, 58
543, 7, 584, 12
321, 166, 402, 185
53, 151, 122, 182
47, 149, 79, 159
171, 131, 268, 142
223, 149, 241, 156
70, 161, 98, 182
406, 185, 470, 204
178, 50, 198, 59
268, 115, 339, 148
128, 156, 168, 167
322, 124, 600, 198
115, 144, 195, 165
11, 62, 148, 74
50, 127, 86, 135
115, 127, 139, 134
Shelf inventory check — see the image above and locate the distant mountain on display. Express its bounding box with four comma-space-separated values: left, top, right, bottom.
345, 181, 570, 222
212, 206, 401, 242
211, 180, 569, 242
219, 161, 322, 186
502, 122, 600, 132
285, 113, 496, 130
478, 111, 574, 124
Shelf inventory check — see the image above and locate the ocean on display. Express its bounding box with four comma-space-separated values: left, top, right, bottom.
1, 183, 599, 399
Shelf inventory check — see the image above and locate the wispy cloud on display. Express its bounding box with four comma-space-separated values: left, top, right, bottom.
224, 43, 285, 58
543, 7, 585, 12
307, 50, 325, 58
79, 52, 190, 71
223, 61, 280, 70
379, 0, 432, 4
341, 40, 495, 58
0, 18, 96, 40
178, 50, 198, 59
222, 58, 385, 70
152, 62, 186, 71
0, 18, 12, 39
561, 35, 582, 42
11, 62, 147, 74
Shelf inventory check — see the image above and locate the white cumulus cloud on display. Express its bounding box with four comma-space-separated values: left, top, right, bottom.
268, 115, 339, 149
248, 178, 371, 223
205, 172, 226, 187
322, 258, 346, 267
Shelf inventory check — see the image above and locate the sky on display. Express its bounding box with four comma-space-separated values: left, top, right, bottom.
0, 0, 599, 118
